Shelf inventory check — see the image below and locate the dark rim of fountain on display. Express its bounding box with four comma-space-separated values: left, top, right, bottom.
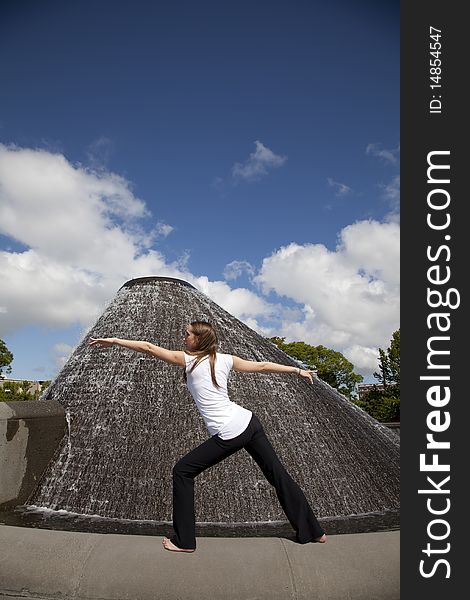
120, 276, 196, 290
1, 507, 400, 537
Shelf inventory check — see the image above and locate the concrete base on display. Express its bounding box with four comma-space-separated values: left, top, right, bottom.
0, 526, 399, 599
0, 400, 66, 509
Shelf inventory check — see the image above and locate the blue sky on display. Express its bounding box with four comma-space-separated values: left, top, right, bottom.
0, 0, 399, 382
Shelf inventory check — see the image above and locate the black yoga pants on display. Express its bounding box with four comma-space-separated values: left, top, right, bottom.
171, 413, 324, 550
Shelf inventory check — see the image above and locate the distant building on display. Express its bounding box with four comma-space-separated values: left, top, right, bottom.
357, 383, 386, 400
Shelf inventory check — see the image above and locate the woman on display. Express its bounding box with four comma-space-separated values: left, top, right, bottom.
89, 321, 326, 552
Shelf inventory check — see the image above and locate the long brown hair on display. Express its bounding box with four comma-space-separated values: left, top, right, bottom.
184, 321, 220, 388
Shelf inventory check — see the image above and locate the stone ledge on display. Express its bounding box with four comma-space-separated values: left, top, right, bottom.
0, 400, 65, 420
0, 400, 66, 509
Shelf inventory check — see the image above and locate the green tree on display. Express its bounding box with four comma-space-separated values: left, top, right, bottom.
353, 330, 400, 422
268, 338, 363, 399
0, 380, 37, 402
374, 329, 400, 390
0, 339, 14, 378
354, 387, 400, 422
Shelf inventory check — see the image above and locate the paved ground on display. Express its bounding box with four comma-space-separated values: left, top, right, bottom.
0, 526, 399, 599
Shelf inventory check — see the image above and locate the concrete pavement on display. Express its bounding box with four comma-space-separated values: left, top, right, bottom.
0, 525, 399, 599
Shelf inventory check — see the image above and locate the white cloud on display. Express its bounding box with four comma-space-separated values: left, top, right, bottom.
254, 219, 399, 376
0, 144, 273, 337
223, 260, 255, 281
0, 144, 182, 334
339, 220, 399, 286
381, 175, 400, 222
0, 144, 399, 379
189, 276, 274, 322
343, 345, 380, 373
366, 142, 400, 165
232, 140, 287, 182
381, 175, 400, 202
154, 222, 174, 239
53, 342, 75, 354
365, 142, 400, 222
86, 136, 114, 167
0, 144, 148, 270
327, 177, 352, 197
52, 342, 75, 370
0, 249, 109, 333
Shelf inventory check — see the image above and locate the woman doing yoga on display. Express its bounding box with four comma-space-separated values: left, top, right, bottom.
89, 320, 326, 552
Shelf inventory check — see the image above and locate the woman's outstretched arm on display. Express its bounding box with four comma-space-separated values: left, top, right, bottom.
232, 356, 316, 383
89, 337, 185, 366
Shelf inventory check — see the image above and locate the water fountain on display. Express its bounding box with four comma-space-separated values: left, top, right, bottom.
21, 276, 399, 536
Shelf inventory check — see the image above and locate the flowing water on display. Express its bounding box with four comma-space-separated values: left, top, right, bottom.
25, 277, 399, 534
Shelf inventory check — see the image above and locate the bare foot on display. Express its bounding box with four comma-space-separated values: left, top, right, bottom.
162, 537, 195, 553
315, 534, 327, 543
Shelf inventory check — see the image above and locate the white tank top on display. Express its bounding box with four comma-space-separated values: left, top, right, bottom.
184, 352, 252, 440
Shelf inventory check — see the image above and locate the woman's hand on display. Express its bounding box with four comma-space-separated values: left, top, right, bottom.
299, 369, 317, 384
89, 337, 116, 348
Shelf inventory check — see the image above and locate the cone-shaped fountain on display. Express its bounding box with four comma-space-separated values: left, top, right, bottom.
26, 277, 399, 535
